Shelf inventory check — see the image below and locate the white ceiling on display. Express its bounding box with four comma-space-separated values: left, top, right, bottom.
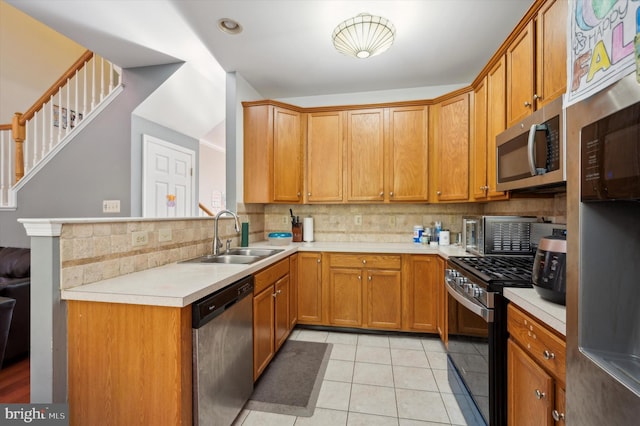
7, 0, 533, 139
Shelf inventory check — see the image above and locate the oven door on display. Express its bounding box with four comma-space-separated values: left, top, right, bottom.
445, 273, 506, 426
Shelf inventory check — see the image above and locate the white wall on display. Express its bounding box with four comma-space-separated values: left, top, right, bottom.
199, 121, 226, 213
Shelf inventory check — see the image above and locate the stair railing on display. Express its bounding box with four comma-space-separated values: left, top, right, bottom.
0, 50, 122, 208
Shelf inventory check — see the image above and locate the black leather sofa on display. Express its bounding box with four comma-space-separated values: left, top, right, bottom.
0, 247, 30, 367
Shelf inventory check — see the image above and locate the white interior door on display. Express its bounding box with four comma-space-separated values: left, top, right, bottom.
142, 134, 195, 217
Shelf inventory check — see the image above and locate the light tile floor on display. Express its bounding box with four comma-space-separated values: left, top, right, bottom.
233, 328, 486, 426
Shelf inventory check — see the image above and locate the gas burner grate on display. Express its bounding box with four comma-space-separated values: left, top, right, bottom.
449, 256, 534, 284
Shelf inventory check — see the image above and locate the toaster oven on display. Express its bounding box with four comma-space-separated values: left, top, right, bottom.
462, 216, 538, 256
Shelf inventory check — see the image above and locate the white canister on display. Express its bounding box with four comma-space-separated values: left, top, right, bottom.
439, 230, 450, 246
413, 225, 424, 243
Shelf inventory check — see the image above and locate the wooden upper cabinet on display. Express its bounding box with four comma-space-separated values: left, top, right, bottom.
243, 104, 303, 203
506, 0, 567, 127
346, 109, 385, 201
487, 57, 509, 200
471, 77, 489, 201
273, 107, 303, 202
506, 20, 535, 127
432, 91, 470, 202
388, 106, 429, 202
306, 111, 344, 202
536, 0, 567, 109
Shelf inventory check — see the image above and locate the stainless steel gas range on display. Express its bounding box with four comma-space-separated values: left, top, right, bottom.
444, 221, 566, 426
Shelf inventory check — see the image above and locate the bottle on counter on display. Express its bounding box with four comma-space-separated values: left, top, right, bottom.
413, 225, 424, 243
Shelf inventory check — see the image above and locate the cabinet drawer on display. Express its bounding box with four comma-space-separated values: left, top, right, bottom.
254, 258, 289, 294
328, 253, 401, 269
508, 303, 566, 383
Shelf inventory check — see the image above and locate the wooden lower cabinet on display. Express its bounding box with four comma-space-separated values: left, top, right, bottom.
402, 254, 439, 333
253, 257, 291, 380
327, 253, 402, 330
67, 301, 192, 426
297, 251, 323, 324
507, 303, 566, 425
289, 253, 298, 328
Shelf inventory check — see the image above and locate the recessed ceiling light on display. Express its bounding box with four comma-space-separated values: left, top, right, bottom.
218, 18, 242, 35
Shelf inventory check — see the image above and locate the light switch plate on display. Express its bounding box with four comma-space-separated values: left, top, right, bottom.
354, 215, 362, 226
103, 200, 120, 213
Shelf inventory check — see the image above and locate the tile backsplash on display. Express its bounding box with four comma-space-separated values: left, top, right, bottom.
56, 195, 564, 289
263, 195, 564, 243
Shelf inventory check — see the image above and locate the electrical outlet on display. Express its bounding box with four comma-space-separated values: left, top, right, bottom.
282, 216, 289, 225
103, 199, 120, 213
131, 231, 149, 246
354, 215, 362, 226
158, 229, 172, 242
388, 216, 396, 227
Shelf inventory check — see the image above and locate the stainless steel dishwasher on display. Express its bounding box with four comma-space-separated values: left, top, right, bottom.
192, 275, 254, 426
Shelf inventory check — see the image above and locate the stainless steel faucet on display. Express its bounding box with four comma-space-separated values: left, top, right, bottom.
213, 210, 240, 255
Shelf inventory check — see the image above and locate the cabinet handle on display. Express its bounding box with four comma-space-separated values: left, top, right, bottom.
308, 192, 311, 196
358, 275, 362, 280
543, 350, 555, 360
533, 93, 541, 101
524, 101, 532, 107
362, 259, 367, 264
534, 389, 545, 400
317, 258, 321, 263
552, 409, 565, 422
389, 192, 394, 197
272, 292, 277, 298
436, 191, 442, 195
368, 276, 372, 281
297, 192, 301, 197
379, 191, 384, 197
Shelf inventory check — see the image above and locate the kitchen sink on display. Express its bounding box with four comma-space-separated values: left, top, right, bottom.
180, 248, 284, 265
225, 248, 284, 257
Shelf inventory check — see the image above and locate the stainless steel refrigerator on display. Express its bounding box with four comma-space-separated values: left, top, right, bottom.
566, 72, 640, 425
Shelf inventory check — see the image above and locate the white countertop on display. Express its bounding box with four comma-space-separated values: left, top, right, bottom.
61, 241, 470, 307
504, 287, 566, 336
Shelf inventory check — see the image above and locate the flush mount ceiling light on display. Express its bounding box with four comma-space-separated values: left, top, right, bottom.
218, 18, 242, 35
332, 13, 396, 59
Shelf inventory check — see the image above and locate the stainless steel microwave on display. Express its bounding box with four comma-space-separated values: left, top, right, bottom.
496, 96, 565, 191
581, 99, 640, 201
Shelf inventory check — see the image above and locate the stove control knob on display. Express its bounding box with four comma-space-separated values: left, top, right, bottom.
473, 287, 483, 298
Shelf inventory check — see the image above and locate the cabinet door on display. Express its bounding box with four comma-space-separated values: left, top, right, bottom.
243, 105, 273, 203
471, 77, 489, 200
435, 92, 470, 201
253, 286, 275, 380
289, 253, 298, 329
346, 109, 385, 201
506, 20, 535, 127
366, 269, 402, 330
328, 267, 363, 327
487, 57, 509, 200
554, 386, 566, 424
388, 106, 429, 202
536, 0, 567, 108
274, 275, 290, 351
508, 339, 554, 426
297, 252, 323, 324
456, 301, 488, 337
403, 255, 438, 332
435, 256, 448, 345
307, 111, 344, 202
273, 107, 302, 202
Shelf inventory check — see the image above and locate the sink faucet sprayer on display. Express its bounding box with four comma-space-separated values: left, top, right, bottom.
213, 210, 241, 256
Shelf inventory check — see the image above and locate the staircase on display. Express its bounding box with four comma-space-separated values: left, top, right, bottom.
0, 50, 122, 209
